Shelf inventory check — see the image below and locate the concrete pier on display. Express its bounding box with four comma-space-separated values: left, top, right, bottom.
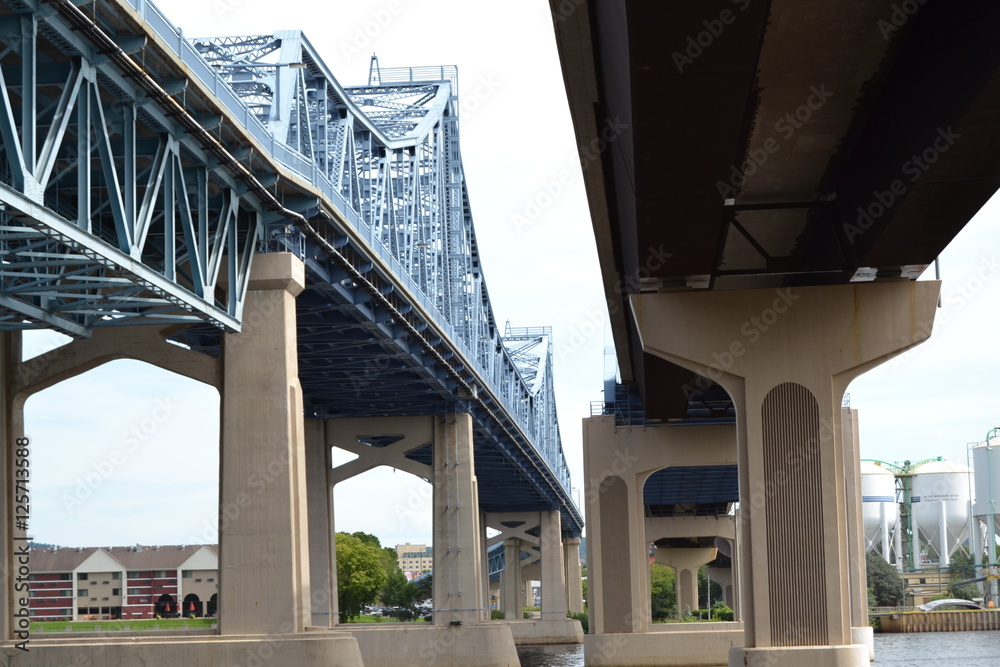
632, 281, 940, 667
585, 622, 744, 666
343, 623, 519, 666
583, 416, 738, 664
484, 511, 584, 644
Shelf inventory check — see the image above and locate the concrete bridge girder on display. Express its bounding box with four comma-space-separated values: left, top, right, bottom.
644, 515, 736, 543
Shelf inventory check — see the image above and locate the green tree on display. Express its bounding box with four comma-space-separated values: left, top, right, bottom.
947, 548, 980, 601
697, 567, 724, 610
350, 531, 382, 547
381, 570, 429, 621
337, 532, 389, 621
865, 550, 905, 607
649, 562, 676, 621
350, 531, 407, 589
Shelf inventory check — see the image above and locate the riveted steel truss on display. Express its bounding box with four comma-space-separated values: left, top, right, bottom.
0, 0, 577, 523
0, 0, 260, 336
195, 31, 573, 495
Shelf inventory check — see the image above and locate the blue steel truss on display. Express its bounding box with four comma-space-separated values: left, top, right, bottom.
191, 30, 574, 507
0, 0, 263, 335
0, 0, 580, 533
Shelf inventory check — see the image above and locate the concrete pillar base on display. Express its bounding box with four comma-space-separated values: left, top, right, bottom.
851, 626, 874, 661
3, 634, 363, 666
505, 618, 583, 645
729, 644, 868, 667
344, 622, 518, 666
586, 624, 743, 666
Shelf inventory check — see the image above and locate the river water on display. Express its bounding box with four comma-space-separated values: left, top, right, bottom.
516, 631, 1000, 666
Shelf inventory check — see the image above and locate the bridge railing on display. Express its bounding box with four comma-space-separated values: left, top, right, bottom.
122, 1, 572, 495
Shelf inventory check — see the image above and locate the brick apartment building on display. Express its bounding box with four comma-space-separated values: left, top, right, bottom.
28, 545, 218, 621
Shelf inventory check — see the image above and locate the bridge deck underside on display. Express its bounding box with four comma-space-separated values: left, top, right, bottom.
643, 465, 737, 517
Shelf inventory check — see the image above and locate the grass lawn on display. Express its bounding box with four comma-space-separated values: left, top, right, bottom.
32, 618, 216, 632
343, 615, 430, 624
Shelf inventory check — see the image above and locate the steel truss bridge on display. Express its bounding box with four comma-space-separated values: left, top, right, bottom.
0, 0, 581, 533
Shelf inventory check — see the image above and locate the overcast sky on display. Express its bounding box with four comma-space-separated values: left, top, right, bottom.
24, 0, 1000, 550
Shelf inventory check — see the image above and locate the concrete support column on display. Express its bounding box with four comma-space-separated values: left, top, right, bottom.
501, 538, 523, 620
632, 281, 939, 666
480, 510, 490, 622
653, 547, 717, 618
564, 536, 585, 614
432, 413, 483, 625
0, 332, 24, 643
306, 418, 336, 627
584, 448, 647, 634
540, 510, 567, 620
729, 531, 744, 621
706, 565, 734, 610
219, 253, 310, 635
842, 407, 874, 660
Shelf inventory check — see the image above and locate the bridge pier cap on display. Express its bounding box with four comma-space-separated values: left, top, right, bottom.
220, 252, 305, 297
631, 281, 939, 659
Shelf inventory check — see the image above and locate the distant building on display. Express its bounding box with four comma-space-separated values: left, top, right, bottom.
395, 543, 432, 574
28, 545, 217, 621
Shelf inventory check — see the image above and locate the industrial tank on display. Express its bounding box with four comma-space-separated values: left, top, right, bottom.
972, 442, 1000, 546
861, 461, 898, 561
910, 459, 972, 566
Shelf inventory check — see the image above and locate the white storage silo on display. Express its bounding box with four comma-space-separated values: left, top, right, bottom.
861, 461, 898, 563
910, 459, 972, 567
972, 442, 1000, 557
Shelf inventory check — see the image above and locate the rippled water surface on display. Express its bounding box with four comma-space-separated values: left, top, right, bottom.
872, 631, 1000, 665
517, 644, 584, 666
516, 631, 1000, 666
